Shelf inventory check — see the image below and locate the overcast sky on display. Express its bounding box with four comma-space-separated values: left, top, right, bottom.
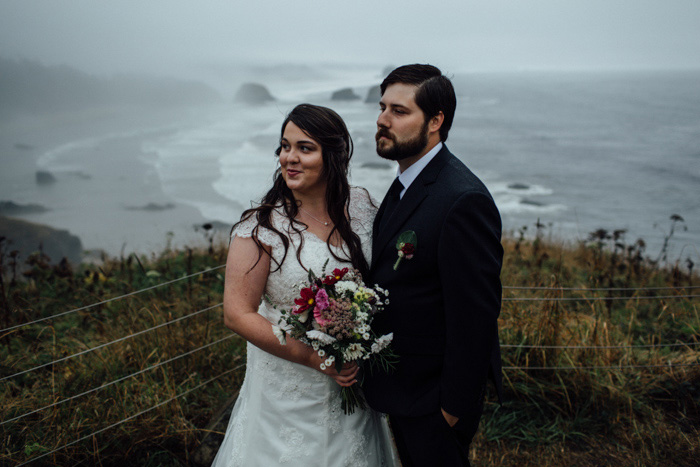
2, 0, 700, 77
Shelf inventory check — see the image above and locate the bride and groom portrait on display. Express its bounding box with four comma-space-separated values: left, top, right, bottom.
212, 64, 504, 467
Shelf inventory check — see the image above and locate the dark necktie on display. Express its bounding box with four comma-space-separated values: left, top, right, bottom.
379, 177, 404, 232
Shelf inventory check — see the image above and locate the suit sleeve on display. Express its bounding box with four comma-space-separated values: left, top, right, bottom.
438, 190, 503, 419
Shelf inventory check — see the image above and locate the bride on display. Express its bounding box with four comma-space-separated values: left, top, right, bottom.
212, 104, 398, 466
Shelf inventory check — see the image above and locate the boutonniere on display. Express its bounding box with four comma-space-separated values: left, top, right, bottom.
393, 230, 417, 270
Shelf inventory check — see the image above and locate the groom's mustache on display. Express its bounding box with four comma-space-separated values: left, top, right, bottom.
375, 128, 394, 142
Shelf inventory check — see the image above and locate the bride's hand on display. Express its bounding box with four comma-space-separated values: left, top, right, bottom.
326, 362, 359, 387
310, 353, 359, 387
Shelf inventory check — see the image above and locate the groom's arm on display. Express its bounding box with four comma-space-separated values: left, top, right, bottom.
437, 190, 503, 421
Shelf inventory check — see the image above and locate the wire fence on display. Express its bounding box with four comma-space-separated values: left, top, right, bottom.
503, 284, 700, 291
2, 265, 698, 465
502, 294, 700, 301
1, 333, 238, 427
15, 363, 247, 467
0, 264, 225, 334
0, 302, 223, 383
504, 362, 700, 370
2, 262, 696, 335
501, 341, 700, 349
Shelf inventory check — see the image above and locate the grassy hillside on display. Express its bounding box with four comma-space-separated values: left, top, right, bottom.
0, 222, 698, 466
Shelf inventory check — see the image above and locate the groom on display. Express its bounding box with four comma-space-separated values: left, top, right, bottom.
363, 64, 504, 466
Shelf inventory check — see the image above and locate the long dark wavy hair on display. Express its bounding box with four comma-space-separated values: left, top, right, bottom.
232, 104, 370, 278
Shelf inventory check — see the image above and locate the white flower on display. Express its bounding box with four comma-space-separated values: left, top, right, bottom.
335, 280, 358, 295
318, 349, 326, 357
371, 332, 394, 354
271, 325, 287, 345
361, 287, 377, 299
325, 358, 333, 366
306, 330, 337, 345
312, 341, 320, 351
297, 309, 310, 323
343, 343, 364, 361
320, 363, 327, 370
362, 332, 370, 340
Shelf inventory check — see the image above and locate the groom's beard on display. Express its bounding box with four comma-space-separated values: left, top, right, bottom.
375, 120, 429, 161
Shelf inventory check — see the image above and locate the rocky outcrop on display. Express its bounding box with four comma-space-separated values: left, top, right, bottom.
125, 202, 176, 211
331, 88, 360, 101
233, 83, 275, 104
364, 85, 381, 104
0, 215, 82, 265
36, 170, 56, 185
360, 161, 392, 170
0, 201, 49, 215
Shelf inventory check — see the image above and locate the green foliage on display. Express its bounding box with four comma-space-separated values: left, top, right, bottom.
472, 218, 700, 465
1, 218, 698, 466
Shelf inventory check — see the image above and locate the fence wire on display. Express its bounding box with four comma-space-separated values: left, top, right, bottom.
0, 265, 225, 334
0, 303, 223, 383
502, 341, 700, 349
16, 363, 246, 467
502, 293, 699, 301
503, 284, 700, 291
504, 362, 700, 370
1, 333, 239, 427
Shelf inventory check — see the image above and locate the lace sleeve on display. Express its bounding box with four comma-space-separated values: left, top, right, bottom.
348, 186, 378, 240
231, 213, 284, 250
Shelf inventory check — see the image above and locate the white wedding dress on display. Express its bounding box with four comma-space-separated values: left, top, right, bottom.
212, 187, 399, 467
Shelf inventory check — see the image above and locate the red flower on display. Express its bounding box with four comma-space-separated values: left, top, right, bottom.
323, 267, 349, 285
400, 243, 415, 259
294, 287, 315, 313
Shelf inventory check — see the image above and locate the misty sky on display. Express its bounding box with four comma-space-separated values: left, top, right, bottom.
2, 0, 700, 77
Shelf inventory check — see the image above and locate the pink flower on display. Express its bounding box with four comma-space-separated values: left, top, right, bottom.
313, 289, 331, 326
315, 288, 330, 310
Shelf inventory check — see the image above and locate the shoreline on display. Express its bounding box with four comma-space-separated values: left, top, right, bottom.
1, 106, 231, 260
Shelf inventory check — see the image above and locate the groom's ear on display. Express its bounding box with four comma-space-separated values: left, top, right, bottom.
428, 111, 445, 135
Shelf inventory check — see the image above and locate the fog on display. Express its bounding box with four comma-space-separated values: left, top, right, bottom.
2, 0, 700, 82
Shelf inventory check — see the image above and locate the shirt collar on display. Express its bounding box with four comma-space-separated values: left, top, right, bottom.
396, 142, 443, 198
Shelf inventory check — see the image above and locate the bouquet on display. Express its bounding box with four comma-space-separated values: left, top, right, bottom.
270, 263, 395, 414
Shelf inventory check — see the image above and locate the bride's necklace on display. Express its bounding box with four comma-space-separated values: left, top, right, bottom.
300, 206, 330, 226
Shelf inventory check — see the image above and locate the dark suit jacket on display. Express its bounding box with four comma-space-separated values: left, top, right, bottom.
363, 145, 503, 422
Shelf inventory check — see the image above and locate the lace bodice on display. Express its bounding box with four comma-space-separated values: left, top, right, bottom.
231, 186, 377, 324
214, 186, 397, 467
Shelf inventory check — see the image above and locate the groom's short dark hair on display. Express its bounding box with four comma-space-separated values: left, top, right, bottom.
380, 64, 456, 142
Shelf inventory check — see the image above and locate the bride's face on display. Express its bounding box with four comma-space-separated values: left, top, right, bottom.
279, 121, 326, 196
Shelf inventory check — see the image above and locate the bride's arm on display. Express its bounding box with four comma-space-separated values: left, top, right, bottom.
223, 235, 358, 387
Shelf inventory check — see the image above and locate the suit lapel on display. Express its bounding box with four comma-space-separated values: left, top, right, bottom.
371, 146, 452, 270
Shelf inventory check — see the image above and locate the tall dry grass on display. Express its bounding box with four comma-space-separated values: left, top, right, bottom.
472, 220, 699, 466
1, 217, 698, 466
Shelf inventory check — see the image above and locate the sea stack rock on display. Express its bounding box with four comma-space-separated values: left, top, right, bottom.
382, 65, 396, 75
0, 201, 49, 215
364, 85, 381, 103
233, 83, 275, 104
331, 88, 360, 101
36, 170, 56, 185
0, 215, 82, 266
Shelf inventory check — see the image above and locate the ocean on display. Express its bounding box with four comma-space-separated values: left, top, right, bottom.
2, 66, 698, 264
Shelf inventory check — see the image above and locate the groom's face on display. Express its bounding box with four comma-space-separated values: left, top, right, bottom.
375, 83, 429, 161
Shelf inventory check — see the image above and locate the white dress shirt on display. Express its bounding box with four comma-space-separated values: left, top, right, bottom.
396, 142, 443, 199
